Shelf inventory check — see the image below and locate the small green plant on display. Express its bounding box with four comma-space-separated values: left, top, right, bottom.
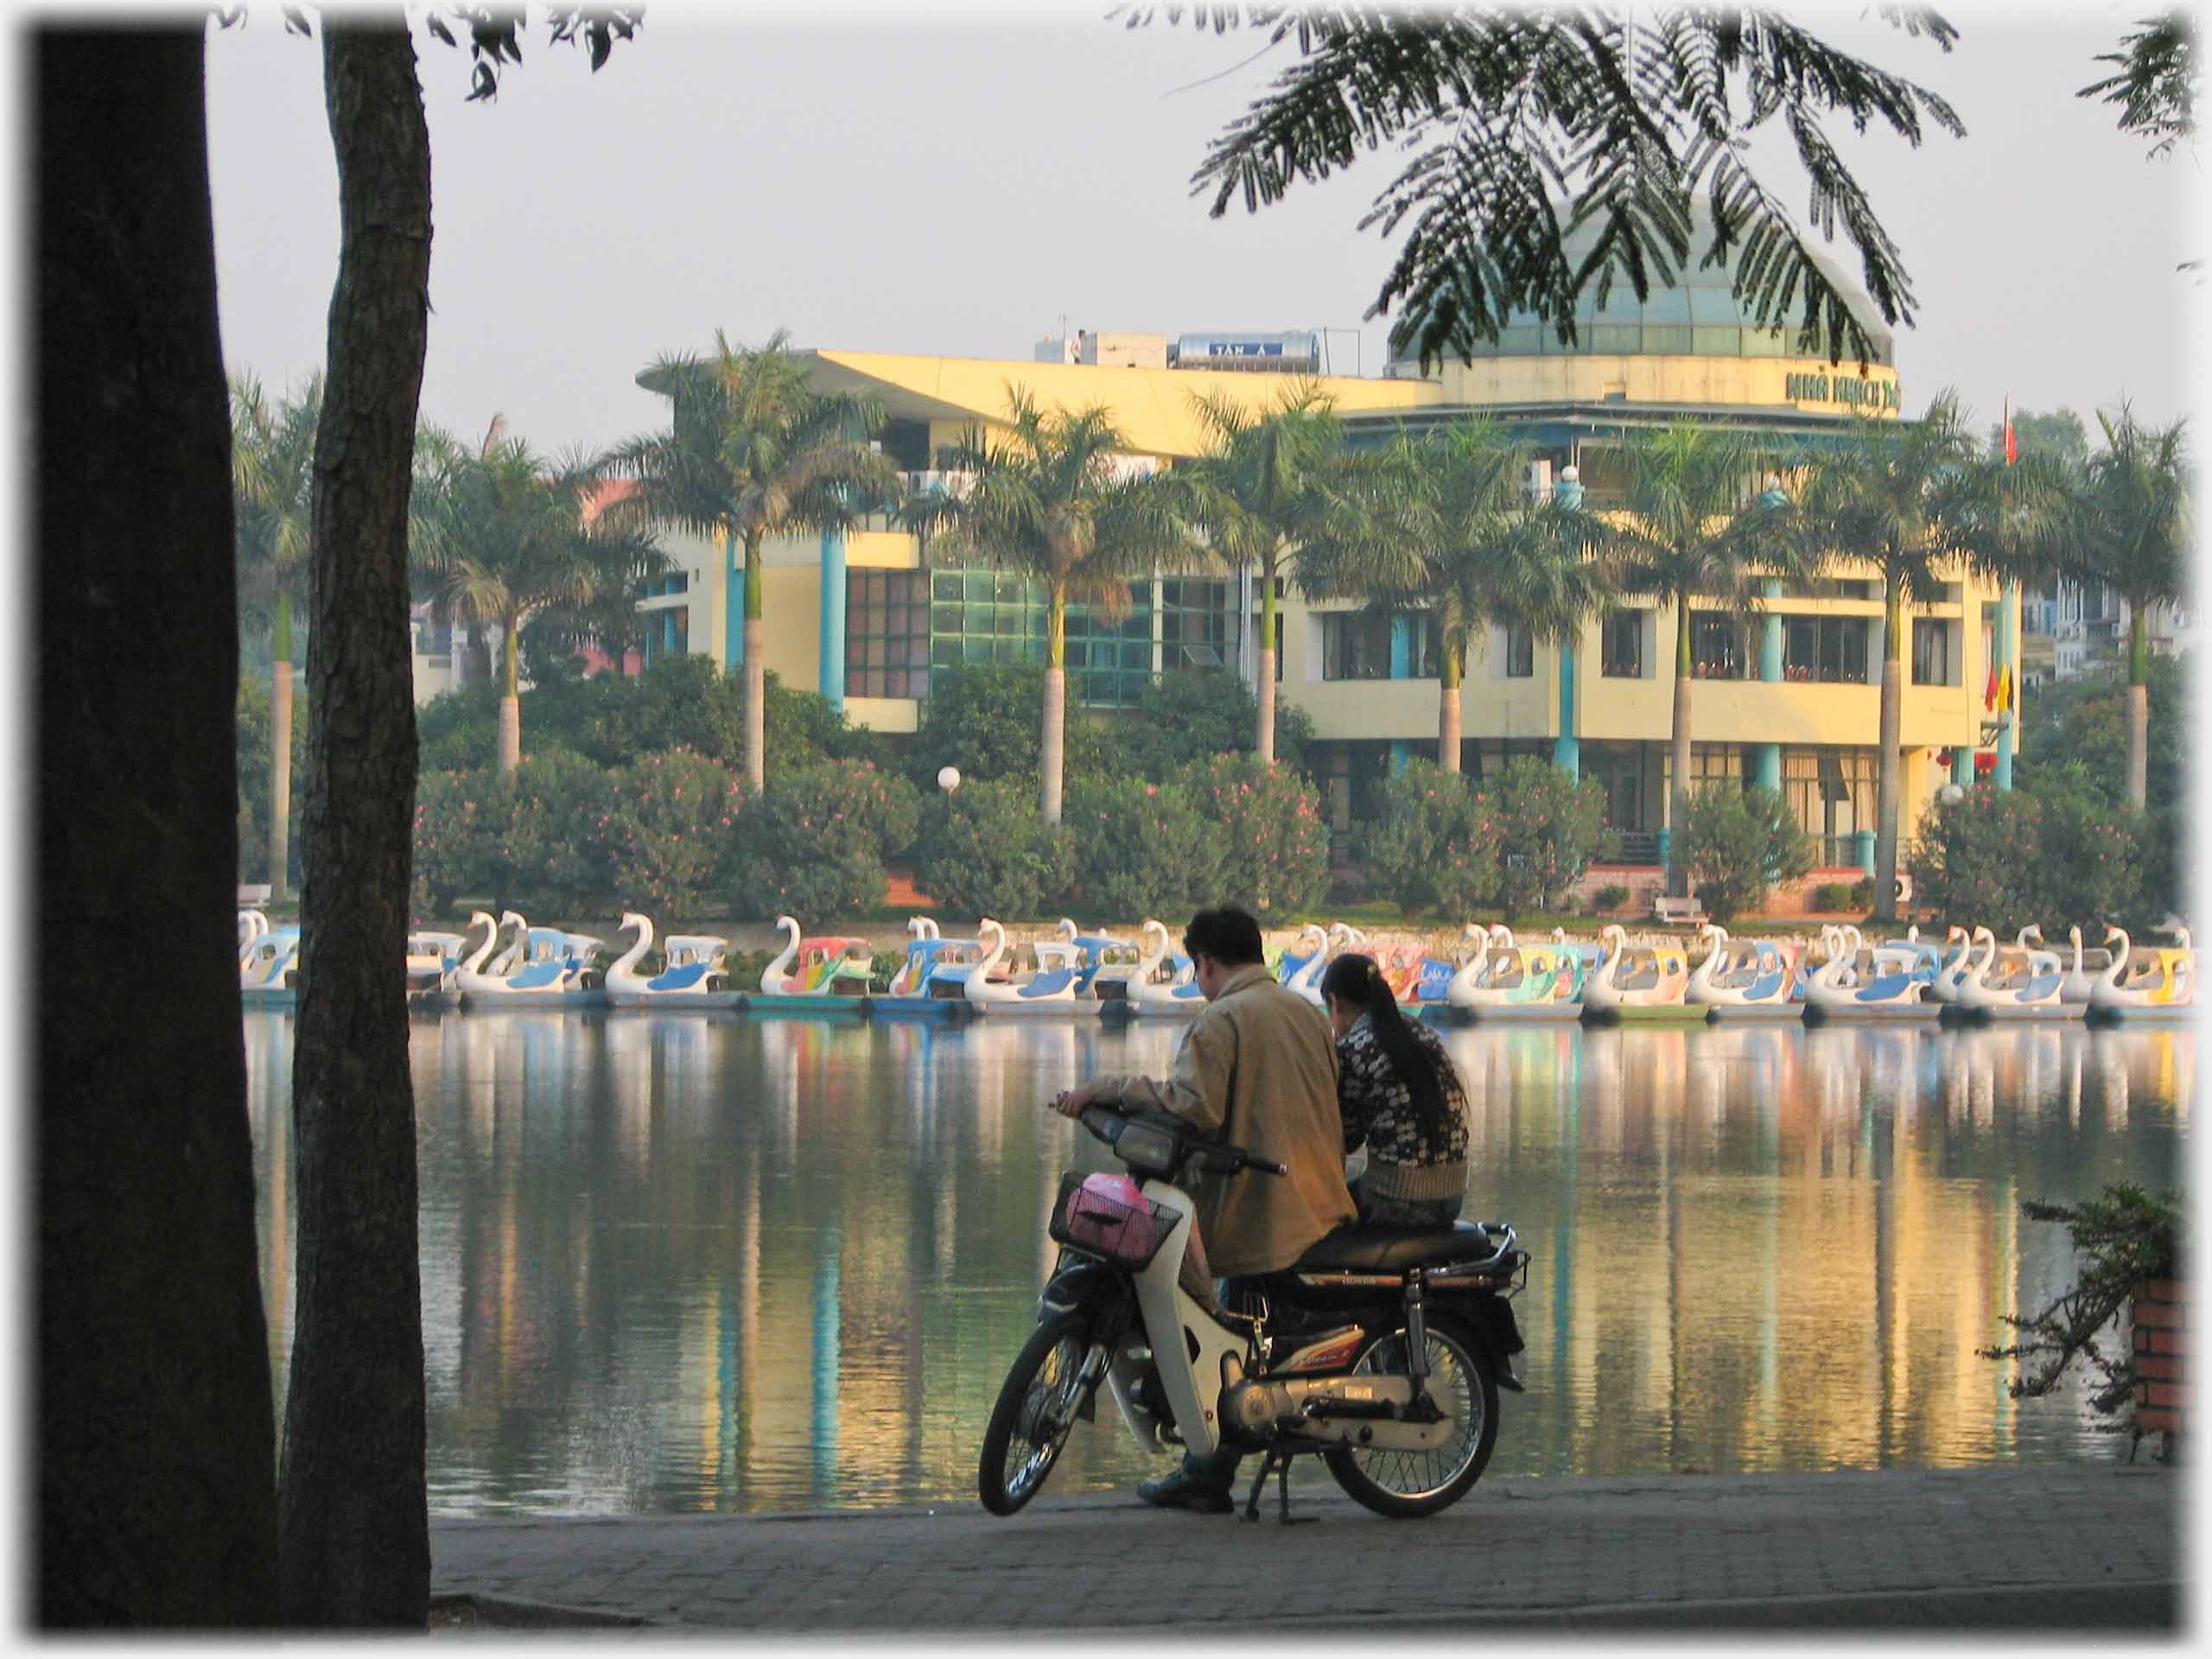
1811, 881, 1858, 912
1980, 1183, 2184, 1439
1592, 883, 1630, 913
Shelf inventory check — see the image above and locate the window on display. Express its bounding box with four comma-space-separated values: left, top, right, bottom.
1782, 615, 1870, 683
1601, 610, 1644, 678
1580, 744, 1647, 831
1404, 613, 1442, 679
1160, 579, 1233, 671
1504, 624, 1534, 679
642, 572, 690, 599
1690, 613, 1750, 679
1321, 612, 1392, 680
846, 569, 930, 699
641, 606, 690, 669
1911, 618, 1955, 686
1783, 747, 1876, 860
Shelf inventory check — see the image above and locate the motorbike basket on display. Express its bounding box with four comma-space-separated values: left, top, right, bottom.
1048, 1171, 1177, 1269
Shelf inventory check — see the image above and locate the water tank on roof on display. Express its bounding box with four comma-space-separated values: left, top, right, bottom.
1171, 331, 1322, 372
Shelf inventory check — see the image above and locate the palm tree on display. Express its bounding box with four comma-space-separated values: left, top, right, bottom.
1171, 380, 1345, 764
1299, 419, 1611, 770
604, 328, 898, 791
906, 388, 1191, 824
416, 418, 666, 772
230, 372, 321, 902
1798, 392, 1982, 920
1609, 423, 1808, 896
2055, 408, 2193, 808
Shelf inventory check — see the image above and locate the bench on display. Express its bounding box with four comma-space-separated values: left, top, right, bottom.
1650, 894, 1707, 927
238, 883, 273, 906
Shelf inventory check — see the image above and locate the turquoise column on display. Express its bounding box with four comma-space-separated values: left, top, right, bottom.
819, 525, 848, 712
1654, 825, 1671, 874
1553, 639, 1580, 778
1389, 741, 1412, 776
1853, 829, 1876, 877
1754, 578, 1783, 791
723, 531, 743, 671
1389, 613, 1412, 679
1994, 581, 2018, 791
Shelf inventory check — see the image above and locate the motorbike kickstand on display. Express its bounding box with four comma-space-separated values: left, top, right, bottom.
1241, 1447, 1313, 1525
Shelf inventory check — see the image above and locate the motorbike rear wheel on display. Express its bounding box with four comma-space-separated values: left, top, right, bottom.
978, 1311, 1092, 1516
1322, 1312, 1498, 1519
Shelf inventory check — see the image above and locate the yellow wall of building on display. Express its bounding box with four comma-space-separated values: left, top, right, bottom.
1433, 353, 1902, 418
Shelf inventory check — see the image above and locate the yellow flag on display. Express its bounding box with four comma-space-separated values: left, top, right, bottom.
1999, 665, 2013, 714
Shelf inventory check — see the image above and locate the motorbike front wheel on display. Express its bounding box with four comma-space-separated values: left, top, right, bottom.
1322, 1312, 1499, 1519
978, 1311, 1093, 1516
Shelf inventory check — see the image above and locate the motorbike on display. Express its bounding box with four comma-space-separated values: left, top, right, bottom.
978, 1101, 1529, 1522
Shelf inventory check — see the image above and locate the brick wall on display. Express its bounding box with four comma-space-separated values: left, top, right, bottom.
2132, 1278, 2190, 1435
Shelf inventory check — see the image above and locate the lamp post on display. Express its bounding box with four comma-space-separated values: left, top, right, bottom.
938, 766, 961, 793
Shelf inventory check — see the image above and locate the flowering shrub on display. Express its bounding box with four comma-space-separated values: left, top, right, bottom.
912, 777, 1076, 919
410, 751, 614, 916
725, 760, 917, 921
1491, 757, 1610, 919
1916, 769, 2149, 933
1679, 783, 1812, 925
1361, 760, 1502, 920
1174, 753, 1331, 918
412, 766, 494, 914
597, 747, 748, 921
1065, 776, 1224, 920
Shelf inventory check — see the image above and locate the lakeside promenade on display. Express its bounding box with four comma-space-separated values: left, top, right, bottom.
429, 1462, 2183, 1634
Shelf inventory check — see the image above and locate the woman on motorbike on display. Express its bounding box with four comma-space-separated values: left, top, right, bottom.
1319, 953, 1470, 1226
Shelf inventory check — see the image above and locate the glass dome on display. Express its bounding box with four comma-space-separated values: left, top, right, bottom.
1402, 198, 1894, 368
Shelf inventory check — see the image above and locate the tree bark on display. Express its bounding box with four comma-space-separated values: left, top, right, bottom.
742, 537, 766, 791
280, 15, 432, 1627
1438, 630, 1464, 772
35, 23, 278, 1626
1042, 589, 1067, 824
1668, 594, 1693, 896
496, 621, 520, 773
1255, 563, 1277, 766
1873, 583, 1904, 924
2126, 612, 2150, 810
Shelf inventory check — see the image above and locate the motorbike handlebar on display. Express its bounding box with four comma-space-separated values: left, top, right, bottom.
1066, 1101, 1284, 1178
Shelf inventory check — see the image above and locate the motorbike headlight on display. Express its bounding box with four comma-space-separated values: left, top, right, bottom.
1113, 1118, 1178, 1174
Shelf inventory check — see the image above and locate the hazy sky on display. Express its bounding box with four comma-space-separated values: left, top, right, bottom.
202, 0, 2206, 457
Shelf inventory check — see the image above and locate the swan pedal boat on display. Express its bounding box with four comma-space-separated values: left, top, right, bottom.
753, 913, 874, 1014
1801, 925, 1940, 1019
1070, 923, 1147, 1016
1686, 925, 1804, 1019
1270, 924, 1332, 1011
2087, 925, 2196, 1020
871, 918, 982, 1018
1950, 925, 2079, 1020
1125, 918, 1209, 1017
604, 912, 744, 1010
239, 912, 301, 1008
1581, 924, 1703, 1020
1443, 925, 1584, 1022
405, 928, 470, 1008
964, 918, 1090, 1015
456, 912, 608, 1006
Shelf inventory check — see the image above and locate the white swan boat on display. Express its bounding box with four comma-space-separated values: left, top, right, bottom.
1273, 924, 1332, 1008
1058, 918, 1146, 1014
2058, 925, 2117, 1007
1581, 923, 1700, 1020
605, 912, 742, 1010
456, 911, 607, 1005
964, 917, 1092, 1014
872, 917, 982, 1018
2088, 925, 2196, 1019
1918, 925, 1974, 1006
1124, 918, 1209, 1017
1954, 925, 2075, 1020
1802, 924, 1940, 1019
405, 929, 470, 1007
753, 913, 874, 1014
1686, 925, 1804, 1018
239, 918, 301, 1007
1445, 924, 1583, 1020
238, 907, 269, 961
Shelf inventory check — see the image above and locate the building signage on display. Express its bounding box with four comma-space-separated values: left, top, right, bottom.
1208, 340, 1285, 357
1784, 372, 1902, 411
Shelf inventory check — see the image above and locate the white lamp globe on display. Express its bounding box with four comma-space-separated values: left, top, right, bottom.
938, 766, 961, 792
1940, 783, 1965, 805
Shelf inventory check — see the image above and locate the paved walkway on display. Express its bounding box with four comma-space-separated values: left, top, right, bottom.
429, 1463, 2183, 1634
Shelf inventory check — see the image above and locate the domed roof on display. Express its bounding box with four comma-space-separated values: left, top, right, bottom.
1408, 198, 1895, 368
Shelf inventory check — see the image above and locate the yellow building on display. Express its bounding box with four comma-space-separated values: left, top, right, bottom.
632, 236, 2012, 884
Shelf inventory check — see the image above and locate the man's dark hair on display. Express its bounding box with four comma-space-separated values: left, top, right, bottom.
1184, 906, 1265, 967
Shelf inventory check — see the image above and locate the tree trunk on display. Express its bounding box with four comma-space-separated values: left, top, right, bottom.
35, 23, 279, 1626
1042, 588, 1067, 824
270, 595, 294, 901
1668, 594, 1693, 896
1873, 582, 1903, 924
742, 536, 766, 791
463, 618, 490, 685
496, 621, 521, 773
2126, 610, 2150, 810
1255, 563, 1277, 766
281, 15, 432, 1628
1437, 628, 1464, 772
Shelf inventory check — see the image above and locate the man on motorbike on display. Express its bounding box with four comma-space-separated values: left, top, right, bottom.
1052, 905, 1355, 1514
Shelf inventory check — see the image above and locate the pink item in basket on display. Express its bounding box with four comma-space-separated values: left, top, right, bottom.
1065, 1172, 1155, 1261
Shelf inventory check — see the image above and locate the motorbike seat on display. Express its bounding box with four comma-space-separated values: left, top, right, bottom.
1294, 1219, 1489, 1274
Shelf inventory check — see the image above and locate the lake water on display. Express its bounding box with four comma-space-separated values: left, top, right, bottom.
242, 1011, 2190, 1516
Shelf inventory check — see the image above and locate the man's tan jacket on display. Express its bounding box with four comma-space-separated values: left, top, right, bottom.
1090, 963, 1355, 1278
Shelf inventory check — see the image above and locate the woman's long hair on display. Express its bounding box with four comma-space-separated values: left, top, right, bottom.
1319, 952, 1455, 1141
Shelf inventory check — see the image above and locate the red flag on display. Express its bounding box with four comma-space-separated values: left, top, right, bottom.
1985, 662, 1999, 711
2003, 396, 2018, 466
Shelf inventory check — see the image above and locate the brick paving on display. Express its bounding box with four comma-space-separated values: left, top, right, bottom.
430, 1463, 2183, 1633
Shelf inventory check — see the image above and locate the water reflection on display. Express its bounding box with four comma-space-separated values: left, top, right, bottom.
243, 1014, 2190, 1515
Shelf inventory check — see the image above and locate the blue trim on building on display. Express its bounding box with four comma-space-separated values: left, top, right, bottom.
1553, 640, 1579, 777
819, 526, 847, 711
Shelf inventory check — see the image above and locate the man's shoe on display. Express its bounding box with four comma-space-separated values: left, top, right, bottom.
1137, 1468, 1235, 1515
